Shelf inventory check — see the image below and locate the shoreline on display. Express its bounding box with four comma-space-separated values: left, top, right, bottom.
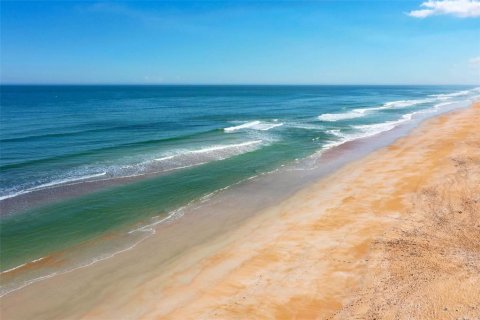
2, 101, 480, 319
0, 99, 471, 282
2, 92, 475, 217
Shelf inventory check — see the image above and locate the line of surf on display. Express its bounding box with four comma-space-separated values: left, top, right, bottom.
321, 102, 453, 151
317, 87, 479, 123
154, 140, 263, 161
0, 172, 107, 201
224, 121, 284, 132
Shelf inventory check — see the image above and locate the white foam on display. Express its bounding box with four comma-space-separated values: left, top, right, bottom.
187, 140, 262, 154
430, 89, 473, 100
353, 119, 405, 137
0, 172, 107, 201
320, 100, 463, 155
128, 206, 187, 234
383, 98, 433, 108
256, 123, 284, 131
224, 121, 261, 132
287, 123, 325, 131
319, 97, 434, 122
387, 88, 479, 108
318, 97, 433, 122
1, 141, 267, 202
320, 111, 424, 153
326, 129, 342, 136
319, 92, 464, 123
151, 141, 265, 171
0, 257, 46, 275
318, 110, 366, 121
154, 155, 175, 162
352, 109, 431, 137
224, 121, 283, 132
0, 263, 27, 274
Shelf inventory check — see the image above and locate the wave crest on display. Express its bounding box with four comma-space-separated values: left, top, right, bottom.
224, 120, 283, 132
318, 110, 366, 122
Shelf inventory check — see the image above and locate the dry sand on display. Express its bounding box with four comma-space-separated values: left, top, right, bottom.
2, 103, 479, 319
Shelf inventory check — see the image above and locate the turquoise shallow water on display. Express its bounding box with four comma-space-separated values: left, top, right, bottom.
1, 85, 479, 283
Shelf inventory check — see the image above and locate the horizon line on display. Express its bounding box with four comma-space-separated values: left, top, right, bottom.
1, 83, 478, 86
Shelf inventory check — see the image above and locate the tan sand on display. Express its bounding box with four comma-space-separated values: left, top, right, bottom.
2, 103, 479, 319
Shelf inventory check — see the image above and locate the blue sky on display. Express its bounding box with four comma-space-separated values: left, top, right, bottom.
1, 1, 479, 84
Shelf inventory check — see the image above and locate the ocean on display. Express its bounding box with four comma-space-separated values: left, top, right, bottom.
1, 85, 479, 296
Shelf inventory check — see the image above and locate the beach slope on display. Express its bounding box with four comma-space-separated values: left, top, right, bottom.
2, 103, 479, 320
123, 103, 480, 319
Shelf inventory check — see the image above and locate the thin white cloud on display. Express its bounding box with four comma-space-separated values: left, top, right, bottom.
408, 0, 480, 18
470, 57, 480, 64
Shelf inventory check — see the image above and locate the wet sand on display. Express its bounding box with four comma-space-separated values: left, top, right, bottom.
2, 102, 479, 319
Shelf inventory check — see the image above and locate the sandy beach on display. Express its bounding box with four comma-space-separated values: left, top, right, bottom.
2, 1, 479, 319
2, 102, 479, 319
